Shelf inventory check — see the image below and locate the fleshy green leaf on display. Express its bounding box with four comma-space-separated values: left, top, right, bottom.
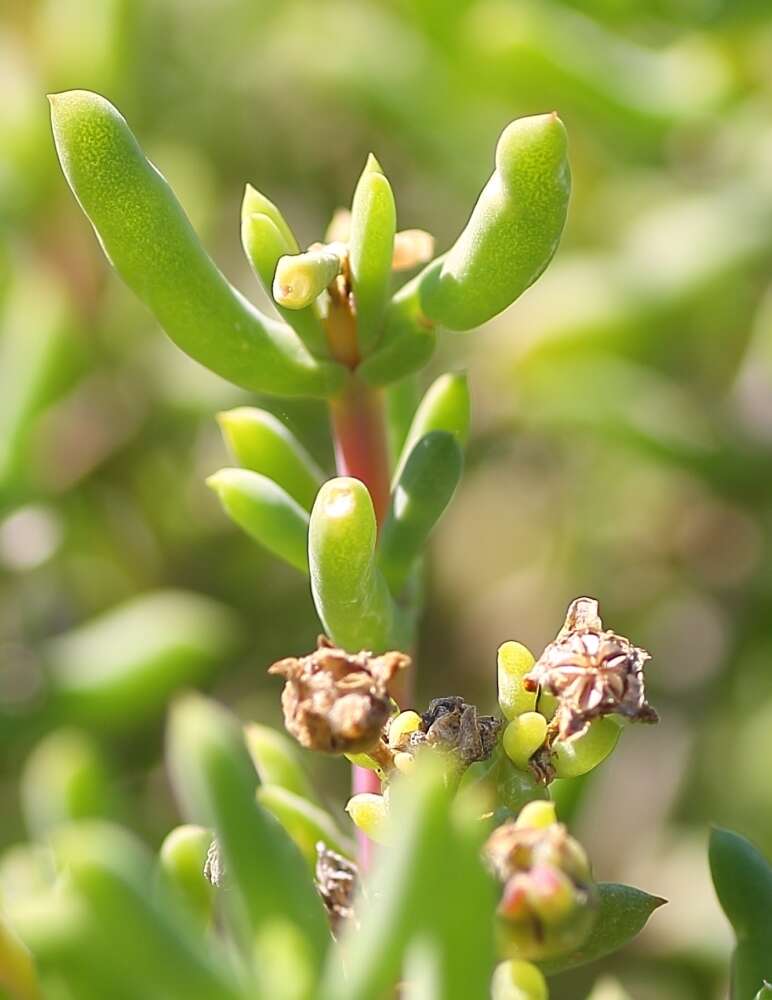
166, 693, 329, 969
710, 827, 772, 999
537, 883, 665, 975
256, 784, 355, 865
207, 467, 310, 573
158, 825, 214, 929
43, 590, 241, 728
52, 821, 244, 1000
319, 755, 496, 1000
358, 275, 436, 387
378, 430, 462, 594
309, 476, 398, 651
349, 154, 397, 355
50, 90, 344, 397
240, 199, 328, 357
20, 728, 117, 840
217, 406, 324, 511
393, 372, 470, 483
245, 722, 318, 803
419, 113, 570, 331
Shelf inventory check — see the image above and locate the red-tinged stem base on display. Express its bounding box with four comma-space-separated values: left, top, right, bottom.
328, 374, 395, 869
329, 376, 391, 526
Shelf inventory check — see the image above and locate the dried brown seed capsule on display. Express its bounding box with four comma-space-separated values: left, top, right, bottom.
315, 842, 358, 935
269, 635, 410, 754
412, 696, 502, 768
524, 597, 658, 741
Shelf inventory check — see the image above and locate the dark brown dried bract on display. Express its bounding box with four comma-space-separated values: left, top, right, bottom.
524, 597, 658, 741
416, 696, 502, 767
269, 636, 409, 754
315, 842, 358, 935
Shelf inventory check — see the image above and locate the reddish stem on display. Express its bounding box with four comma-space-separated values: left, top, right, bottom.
329, 376, 391, 526
328, 375, 393, 869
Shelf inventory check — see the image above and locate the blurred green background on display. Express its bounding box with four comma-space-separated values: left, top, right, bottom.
3, 0, 772, 995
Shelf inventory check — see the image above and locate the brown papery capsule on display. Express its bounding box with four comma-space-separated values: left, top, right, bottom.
524, 597, 658, 741
269, 636, 409, 754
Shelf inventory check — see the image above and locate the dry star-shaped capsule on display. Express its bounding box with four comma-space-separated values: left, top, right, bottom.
268, 636, 409, 754
524, 597, 658, 741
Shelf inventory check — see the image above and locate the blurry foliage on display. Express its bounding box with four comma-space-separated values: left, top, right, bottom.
2, 0, 772, 995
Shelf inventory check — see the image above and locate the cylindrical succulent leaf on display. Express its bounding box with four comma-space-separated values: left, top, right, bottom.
240, 198, 328, 356
393, 372, 471, 483
378, 430, 462, 594
308, 477, 397, 651
257, 784, 355, 864
217, 406, 324, 511
49, 90, 344, 397
166, 693, 329, 966
244, 722, 318, 803
20, 728, 117, 840
357, 275, 437, 387
348, 154, 397, 355
207, 468, 310, 573
419, 113, 570, 331
158, 825, 214, 928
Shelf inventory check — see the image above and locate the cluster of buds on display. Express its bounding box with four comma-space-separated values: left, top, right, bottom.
484, 801, 598, 960
497, 597, 658, 784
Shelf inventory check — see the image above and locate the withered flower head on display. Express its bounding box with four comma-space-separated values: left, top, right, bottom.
524, 597, 658, 742
268, 636, 410, 754
410, 696, 502, 768
314, 842, 358, 935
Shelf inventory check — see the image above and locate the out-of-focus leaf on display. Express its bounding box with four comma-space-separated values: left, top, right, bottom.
319, 755, 496, 1000
378, 430, 462, 594
245, 723, 318, 803
537, 883, 666, 975
0, 908, 42, 1000
44, 590, 242, 728
256, 784, 355, 865
393, 372, 470, 483
710, 827, 772, 999
166, 694, 329, 970
48, 821, 244, 1000
20, 728, 117, 839
158, 825, 214, 928
217, 407, 324, 510
207, 467, 310, 573
0, 259, 79, 503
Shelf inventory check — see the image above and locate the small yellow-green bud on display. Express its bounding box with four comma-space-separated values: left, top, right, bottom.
273, 244, 345, 309
503, 713, 548, 771
491, 960, 548, 1000
345, 793, 390, 845
498, 641, 537, 720
387, 710, 422, 748
526, 865, 576, 923
515, 800, 557, 830
393, 751, 416, 775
